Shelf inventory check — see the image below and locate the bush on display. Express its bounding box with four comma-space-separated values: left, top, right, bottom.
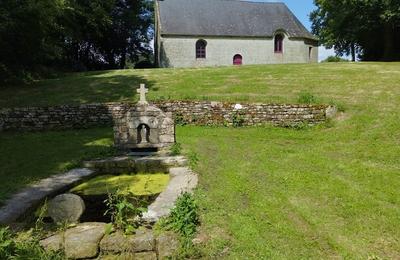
322, 56, 349, 62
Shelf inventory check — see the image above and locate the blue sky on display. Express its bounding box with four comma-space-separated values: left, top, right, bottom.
251, 0, 336, 60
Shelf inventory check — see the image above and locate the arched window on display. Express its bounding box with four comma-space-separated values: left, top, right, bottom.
196, 40, 207, 58
233, 54, 243, 65
274, 34, 284, 53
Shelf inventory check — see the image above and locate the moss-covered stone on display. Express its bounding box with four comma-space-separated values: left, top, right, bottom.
70, 173, 170, 196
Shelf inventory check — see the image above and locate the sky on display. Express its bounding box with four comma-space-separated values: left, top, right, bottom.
252, 0, 336, 61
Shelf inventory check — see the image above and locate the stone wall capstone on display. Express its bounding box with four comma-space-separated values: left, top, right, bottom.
0, 101, 333, 132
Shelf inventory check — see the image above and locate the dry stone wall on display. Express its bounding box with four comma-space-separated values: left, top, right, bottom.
0, 101, 333, 132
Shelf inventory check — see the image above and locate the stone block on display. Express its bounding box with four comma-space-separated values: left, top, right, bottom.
64, 222, 106, 259
156, 232, 179, 259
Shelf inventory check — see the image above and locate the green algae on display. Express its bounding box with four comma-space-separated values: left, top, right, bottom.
71, 173, 170, 196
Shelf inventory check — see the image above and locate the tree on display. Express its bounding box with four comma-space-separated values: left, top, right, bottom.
61, 0, 153, 70
310, 0, 400, 61
0, 0, 64, 83
0, 0, 154, 84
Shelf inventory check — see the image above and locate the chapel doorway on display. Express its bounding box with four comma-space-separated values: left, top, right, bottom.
233, 54, 243, 65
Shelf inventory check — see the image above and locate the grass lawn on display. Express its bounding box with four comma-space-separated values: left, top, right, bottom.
0, 128, 113, 204
0, 62, 399, 108
0, 62, 399, 258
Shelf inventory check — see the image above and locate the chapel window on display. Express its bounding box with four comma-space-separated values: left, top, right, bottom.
196, 40, 207, 58
274, 34, 284, 53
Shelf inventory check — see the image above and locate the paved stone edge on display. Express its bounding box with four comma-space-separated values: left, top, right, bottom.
0, 168, 95, 225
142, 167, 198, 223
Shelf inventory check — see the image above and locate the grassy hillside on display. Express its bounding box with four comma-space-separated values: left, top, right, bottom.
0, 63, 399, 258
1, 62, 399, 108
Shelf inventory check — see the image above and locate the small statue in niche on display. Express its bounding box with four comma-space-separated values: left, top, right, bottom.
138, 124, 150, 144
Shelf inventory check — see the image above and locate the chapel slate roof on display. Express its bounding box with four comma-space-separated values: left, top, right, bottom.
157, 0, 317, 40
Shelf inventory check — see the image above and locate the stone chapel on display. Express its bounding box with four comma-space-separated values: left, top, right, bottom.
154, 0, 319, 68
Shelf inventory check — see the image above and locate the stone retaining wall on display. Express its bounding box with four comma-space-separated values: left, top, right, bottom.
0, 101, 334, 132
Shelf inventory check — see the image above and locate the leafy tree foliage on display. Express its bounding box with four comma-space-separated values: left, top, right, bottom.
311, 0, 400, 61
0, 0, 153, 84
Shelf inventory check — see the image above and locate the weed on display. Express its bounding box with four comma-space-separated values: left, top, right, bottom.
160, 193, 200, 257
328, 100, 346, 112
104, 191, 147, 234
0, 227, 64, 259
297, 91, 317, 104
34, 199, 48, 233
166, 193, 199, 237
174, 113, 186, 126
171, 142, 182, 156
231, 111, 245, 127
188, 151, 199, 168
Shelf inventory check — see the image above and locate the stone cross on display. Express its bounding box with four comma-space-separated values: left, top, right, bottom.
137, 84, 148, 105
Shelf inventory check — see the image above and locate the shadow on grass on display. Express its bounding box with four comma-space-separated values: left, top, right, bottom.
0, 71, 158, 108
0, 127, 114, 205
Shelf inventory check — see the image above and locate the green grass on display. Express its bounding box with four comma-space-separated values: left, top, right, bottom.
0, 63, 400, 258
1, 62, 399, 107
0, 128, 113, 204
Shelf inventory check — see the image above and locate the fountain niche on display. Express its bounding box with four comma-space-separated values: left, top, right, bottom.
113, 84, 175, 153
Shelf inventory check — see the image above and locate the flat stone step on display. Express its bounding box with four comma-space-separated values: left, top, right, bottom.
0, 168, 95, 225
84, 156, 188, 174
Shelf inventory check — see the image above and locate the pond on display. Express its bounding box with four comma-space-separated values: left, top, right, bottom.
69, 173, 170, 222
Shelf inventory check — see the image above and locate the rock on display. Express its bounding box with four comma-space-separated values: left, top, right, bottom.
100, 229, 155, 254
100, 231, 129, 253
40, 233, 64, 252
134, 252, 157, 260
64, 222, 106, 259
100, 252, 156, 260
99, 253, 135, 260
48, 193, 85, 224
156, 231, 180, 259
131, 229, 155, 252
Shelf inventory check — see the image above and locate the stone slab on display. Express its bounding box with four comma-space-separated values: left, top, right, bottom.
0, 168, 95, 225
141, 167, 198, 222
84, 156, 188, 174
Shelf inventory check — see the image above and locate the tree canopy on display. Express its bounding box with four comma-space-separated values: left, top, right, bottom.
0, 0, 153, 84
311, 0, 400, 61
